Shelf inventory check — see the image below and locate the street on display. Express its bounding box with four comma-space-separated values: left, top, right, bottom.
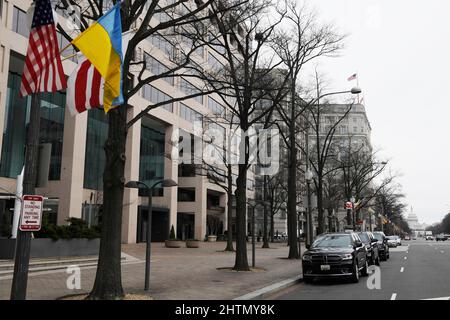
270, 239, 450, 300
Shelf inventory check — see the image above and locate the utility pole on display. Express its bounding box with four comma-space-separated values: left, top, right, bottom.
10, 93, 41, 300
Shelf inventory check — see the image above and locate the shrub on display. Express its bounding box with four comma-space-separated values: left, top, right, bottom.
169, 225, 176, 240
34, 217, 101, 240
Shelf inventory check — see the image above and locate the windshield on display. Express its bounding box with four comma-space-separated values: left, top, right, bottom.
358, 233, 370, 244
386, 236, 396, 240
373, 233, 383, 241
311, 234, 352, 248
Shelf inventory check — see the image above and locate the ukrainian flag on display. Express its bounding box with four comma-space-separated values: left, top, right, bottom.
71, 3, 123, 112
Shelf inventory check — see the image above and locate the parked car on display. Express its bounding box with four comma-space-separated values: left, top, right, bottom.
404, 235, 411, 240
394, 235, 402, 246
386, 236, 398, 247
425, 235, 434, 240
373, 231, 390, 261
436, 234, 447, 241
357, 231, 380, 266
302, 232, 369, 283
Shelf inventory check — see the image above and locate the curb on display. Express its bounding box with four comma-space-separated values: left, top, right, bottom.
233, 275, 303, 300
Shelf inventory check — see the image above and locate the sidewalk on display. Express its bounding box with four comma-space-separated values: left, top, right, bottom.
0, 241, 304, 300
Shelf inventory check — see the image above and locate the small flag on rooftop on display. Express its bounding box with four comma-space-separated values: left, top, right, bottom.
347, 73, 357, 81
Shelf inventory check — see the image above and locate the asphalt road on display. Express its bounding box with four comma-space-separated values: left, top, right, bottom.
270, 239, 450, 300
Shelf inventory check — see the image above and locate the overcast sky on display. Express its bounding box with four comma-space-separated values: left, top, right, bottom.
299, 0, 450, 225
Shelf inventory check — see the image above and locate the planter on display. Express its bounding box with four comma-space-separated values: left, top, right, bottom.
165, 240, 183, 248
0, 238, 100, 259
207, 235, 217, 242
186, 240, 200, 248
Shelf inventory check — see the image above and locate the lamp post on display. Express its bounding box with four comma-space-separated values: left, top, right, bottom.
125, 178, 177, 291
304, 87, 362, 243
248, 200, 268, 268
305, 169, 313, 247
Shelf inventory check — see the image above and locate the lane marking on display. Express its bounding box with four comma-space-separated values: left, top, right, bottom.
391, 293, 397, 300
404, 257, 407, 260
400, 267, 404, 272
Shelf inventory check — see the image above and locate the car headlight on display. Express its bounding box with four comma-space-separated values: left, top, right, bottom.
341, 253, 353, 260
302, 254, 312, 262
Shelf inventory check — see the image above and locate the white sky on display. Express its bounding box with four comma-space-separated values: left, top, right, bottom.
300, 0, 450, 225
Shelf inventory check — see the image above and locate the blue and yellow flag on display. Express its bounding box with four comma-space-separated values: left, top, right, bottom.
71, 3, 123, 112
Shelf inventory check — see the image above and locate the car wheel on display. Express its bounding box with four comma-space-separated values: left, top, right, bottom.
303, 275, 312, 284
351, 259, 360, 283
375, 255, 381, 266
361, 259, 369, 277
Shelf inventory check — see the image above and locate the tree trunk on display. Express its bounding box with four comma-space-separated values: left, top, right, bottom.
89, 105, 127, 300
233, 163, 250, 271
316, 178, 324, 235
270, 209, 275, 243
225, 166, 234, 251
287, 88, 299, 259
262, 205, 269, 248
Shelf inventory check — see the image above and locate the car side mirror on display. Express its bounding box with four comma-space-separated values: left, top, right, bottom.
305, 244, 311, 250
371, 238, 378, 243
354, 241, 363, 248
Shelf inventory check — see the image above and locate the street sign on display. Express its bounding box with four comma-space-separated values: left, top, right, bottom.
19, 195, 44, 232
345, 201, 353, 209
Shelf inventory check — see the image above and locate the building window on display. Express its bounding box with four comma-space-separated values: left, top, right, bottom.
12, 6, 29, 37
141, 84, 173, 112
180, 78, 203, 105
84, 109, 108, 190
143, 52, 174, 85
208, 97, 225, 116
1, 66, 65, 180
180, 103, 202, 123
178, 188, 196, 202
148, 34, 174, 58
57, 32, 77, 63
207, 52, 224, 71
139, 117, 166, 197
247, 179, 254, 191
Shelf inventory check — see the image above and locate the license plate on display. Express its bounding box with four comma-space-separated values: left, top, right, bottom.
320, 265, 331, 271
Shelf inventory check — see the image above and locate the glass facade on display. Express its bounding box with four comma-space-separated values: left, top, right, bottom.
180, 78, 203, 105
141, 84, 173, 112
12, 6, 28, 37
1, 63, 65, 180
139, 117, 166, 197
83, 109, 108, 190
144, 52, 174, 85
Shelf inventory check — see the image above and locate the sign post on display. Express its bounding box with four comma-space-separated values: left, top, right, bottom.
19, 195, 44, 232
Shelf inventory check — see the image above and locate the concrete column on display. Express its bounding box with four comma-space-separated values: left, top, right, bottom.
195, 182, 207, 240
121, 106, 142, 244
57, 110, 88, 224
165, 125, 179, 236
0, 45, 10, 153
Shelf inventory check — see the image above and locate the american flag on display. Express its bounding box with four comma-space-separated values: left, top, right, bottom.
19, 0, 67, 97
66, 57, 104, 115
347, 73, 357, 81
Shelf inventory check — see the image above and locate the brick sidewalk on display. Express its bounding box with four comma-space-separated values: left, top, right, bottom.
0, 241, 304, 300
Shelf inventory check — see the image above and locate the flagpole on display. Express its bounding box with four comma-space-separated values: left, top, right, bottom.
10, 93, 41, 300
356, 71, 360, 104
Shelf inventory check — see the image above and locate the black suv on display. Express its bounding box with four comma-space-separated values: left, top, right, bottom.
302, 232, 369, 283
357, 231, 380, 266
372, 231, 389, 261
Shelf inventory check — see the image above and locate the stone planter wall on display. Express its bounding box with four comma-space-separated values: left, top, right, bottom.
0, 238, 100, 259
165, 240, 183, 248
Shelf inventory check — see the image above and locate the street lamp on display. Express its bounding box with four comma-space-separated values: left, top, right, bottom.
304, 87, 362, 243
305, 169, 314, 248
125, 178, 177, 291
247, 200, 268, 268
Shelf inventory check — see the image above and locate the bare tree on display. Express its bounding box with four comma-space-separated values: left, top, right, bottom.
56, 0, 244, 299
187, 0, 292, 271
270, 1, 344, 258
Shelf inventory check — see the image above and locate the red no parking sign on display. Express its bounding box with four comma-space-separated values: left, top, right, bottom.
19, 195, 44, 232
